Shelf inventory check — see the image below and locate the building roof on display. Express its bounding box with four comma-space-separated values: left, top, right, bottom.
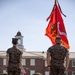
0, 51, 75, 59
0, 51, 46, 59
15, 31, 22, 36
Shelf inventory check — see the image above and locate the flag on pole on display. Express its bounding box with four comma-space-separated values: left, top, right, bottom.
45, 0, 70, 49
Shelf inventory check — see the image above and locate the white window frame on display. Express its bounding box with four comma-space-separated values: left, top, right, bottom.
22, 59, 26, 66
45, 60, 47, 67
64, 71, 68, 75
20, 73, 24, 75
30, 70, 35, 75
3, 59, 6, 65
3, 70, 7, 74
45, 71, 49, 75
30, 59, 35, 66
72, 60, 75, 67
64, 60, 66, 66
72, 71, 75, 75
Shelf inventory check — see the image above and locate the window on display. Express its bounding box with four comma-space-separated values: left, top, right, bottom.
45, 71, 49, 75
64, 60, 66, 66
30, 70, 35, 75
18, 38, 22, 44
45, 60, 47, 67
22, 59, 26, 65
20, 73, 24, 75
64, 72, 68, 75
3, 70, 7, 74
3, 59, 6, 65
30, 59, 35, 66
72, 60, 75, 67
72, 71, 75, 75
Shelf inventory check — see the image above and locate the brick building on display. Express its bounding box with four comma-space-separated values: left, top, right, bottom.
0, 32, 75, 75
0, 51, 75, 75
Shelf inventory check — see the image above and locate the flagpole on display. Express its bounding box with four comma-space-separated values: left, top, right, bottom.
55, 0, 56, 4
54, 0, 58, 36
54, 0, 58, 4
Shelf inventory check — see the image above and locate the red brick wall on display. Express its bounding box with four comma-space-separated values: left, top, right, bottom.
0, 58, 75, 75
0, 58, 3, 73
24, 58, 45, 75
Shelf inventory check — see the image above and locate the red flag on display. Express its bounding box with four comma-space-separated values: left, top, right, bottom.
45, 1, 70, 49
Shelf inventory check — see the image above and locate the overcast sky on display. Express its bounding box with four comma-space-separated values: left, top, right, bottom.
0, 0, 75, 52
